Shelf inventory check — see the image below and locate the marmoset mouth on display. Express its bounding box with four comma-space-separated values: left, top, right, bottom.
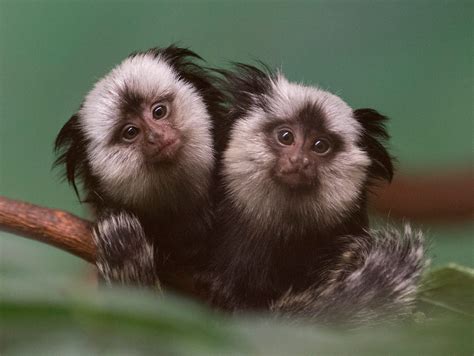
145, 139, 182, 163
273, 170, 314, 191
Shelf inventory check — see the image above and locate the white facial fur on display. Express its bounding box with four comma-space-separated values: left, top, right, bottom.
223, 74, 371, 228
78, 53, 214, 209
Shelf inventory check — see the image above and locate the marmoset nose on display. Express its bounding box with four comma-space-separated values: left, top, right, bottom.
289, 155, 310, 169
146, 132, 158, 145
147, 130, 169, 147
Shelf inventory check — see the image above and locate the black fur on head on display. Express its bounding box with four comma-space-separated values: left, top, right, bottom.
54, 44, 225, 205
212, 62, 275, 152
353, 108, 395, 183
217, 62, 275, 114
53, 114, 89, 200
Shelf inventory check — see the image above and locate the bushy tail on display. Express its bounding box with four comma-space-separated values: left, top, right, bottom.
271, 225, 426, 327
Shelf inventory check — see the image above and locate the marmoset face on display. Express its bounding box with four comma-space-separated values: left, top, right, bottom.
78, 52, 214, 207
222, 73, 372, 225
263, 104, 347, 190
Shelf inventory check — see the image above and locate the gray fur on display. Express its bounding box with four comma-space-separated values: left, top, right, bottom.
271, 225, 426, 327
80, 52, 214, 211
93, 211, 160, 289
222, 74, 371, 229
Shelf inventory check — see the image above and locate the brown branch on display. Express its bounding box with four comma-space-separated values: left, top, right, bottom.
0, 196, 95, 262
0, 196, 199, 297
370, 169, 474, 224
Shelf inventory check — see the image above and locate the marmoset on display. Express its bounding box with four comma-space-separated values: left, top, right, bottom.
55, 46, 224, 288
207, 64, 425, 325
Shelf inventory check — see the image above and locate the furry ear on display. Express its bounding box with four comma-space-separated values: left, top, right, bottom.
53, 114, 88, 198
353, 108, 394, 183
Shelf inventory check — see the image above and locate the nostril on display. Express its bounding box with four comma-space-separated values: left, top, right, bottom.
302, 157, 310, 167
289, 155, 298, 164
147, 132, 157, 144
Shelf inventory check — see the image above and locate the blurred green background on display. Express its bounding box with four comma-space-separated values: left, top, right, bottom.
0, 0, 472, 285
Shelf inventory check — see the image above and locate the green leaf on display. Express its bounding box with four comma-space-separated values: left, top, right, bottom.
418, 263, 474, 317
0, 276, 244, 355
1, 272, 473, 356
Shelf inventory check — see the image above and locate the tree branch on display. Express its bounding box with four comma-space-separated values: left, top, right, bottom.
0, 196, 200, 297
0, 196, 95, 262
371, 170, 474, 223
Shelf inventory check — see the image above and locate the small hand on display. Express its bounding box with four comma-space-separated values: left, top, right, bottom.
93, 211, 160, 290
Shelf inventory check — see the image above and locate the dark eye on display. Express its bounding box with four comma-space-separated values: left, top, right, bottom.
313, 139, 331, 154
122, 125, 140, 141
277, 130, 294, 145
152, 104, 168, 120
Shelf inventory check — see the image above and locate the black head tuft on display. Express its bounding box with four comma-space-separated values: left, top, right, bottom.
218, 62, 275, 115
213, 63, 275, 153
147, 45, 203, 64
353, 108, 395, 183
53, 114, 89, 199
